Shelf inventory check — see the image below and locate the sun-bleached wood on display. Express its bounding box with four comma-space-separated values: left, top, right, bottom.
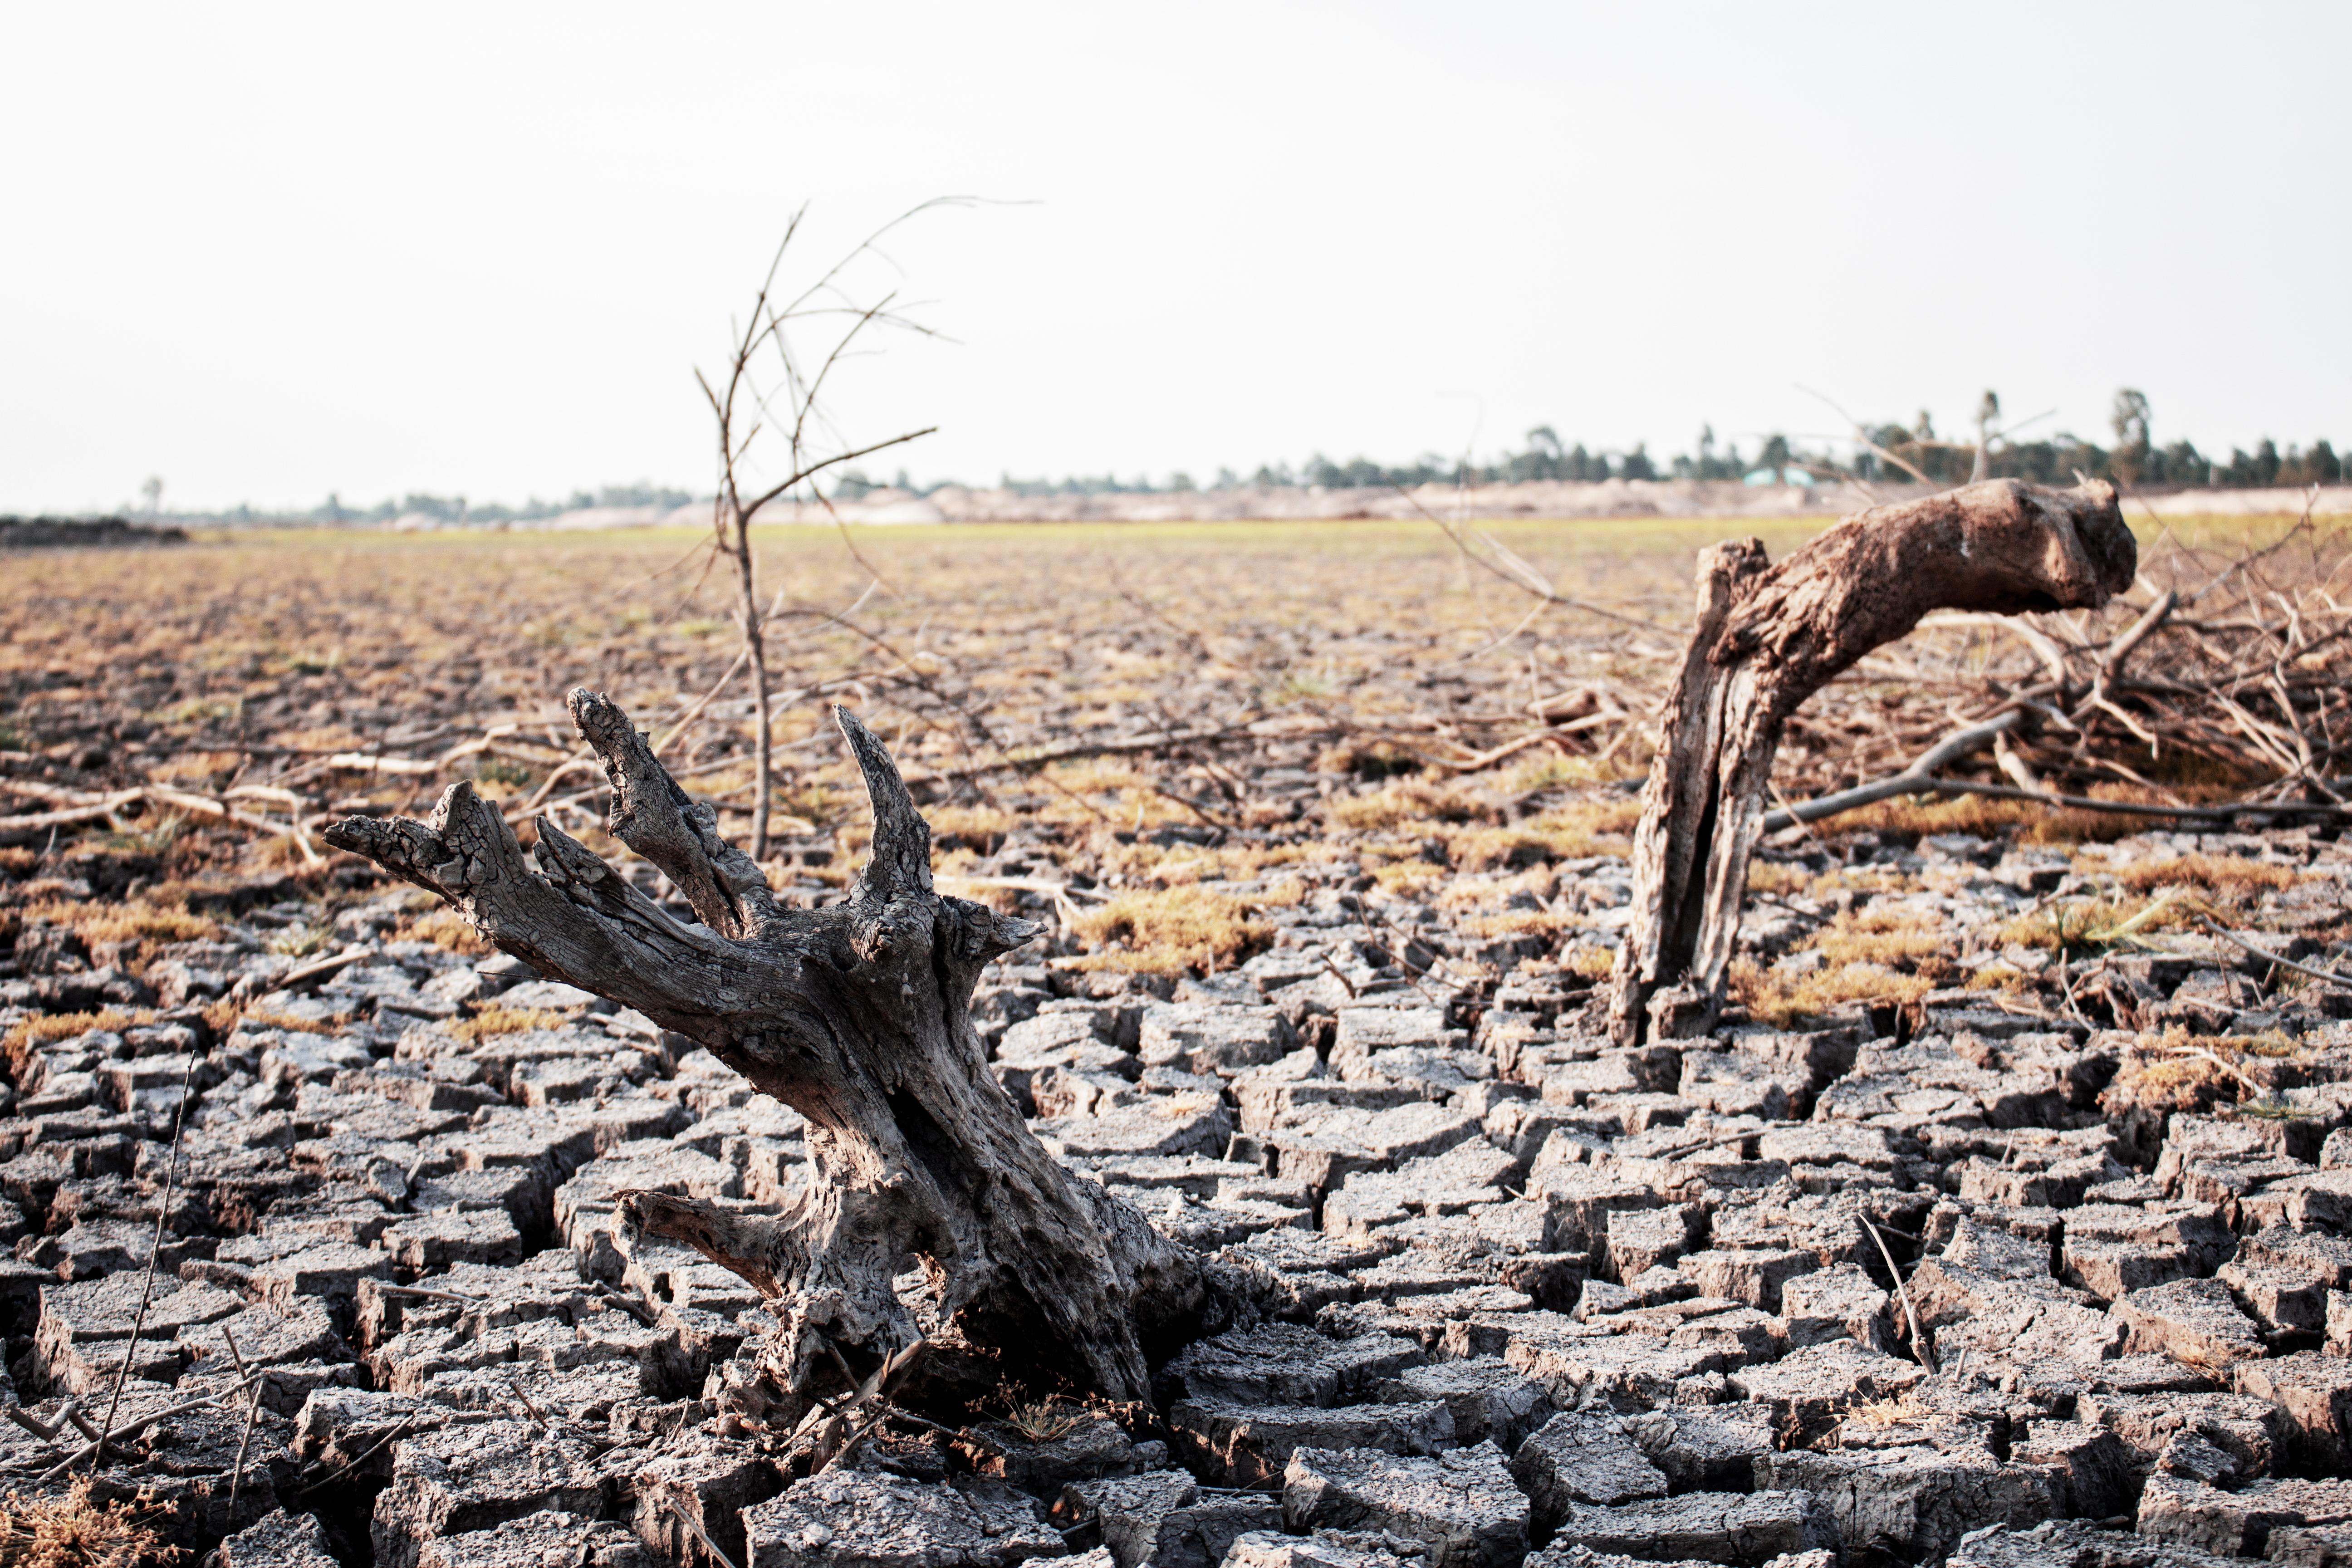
1609, 478, 2137, 1044
324, 690, 1202, 1402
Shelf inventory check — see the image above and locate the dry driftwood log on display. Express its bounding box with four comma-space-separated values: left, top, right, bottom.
323, 690, 1203, 1403
1609, 478, 2137, 1044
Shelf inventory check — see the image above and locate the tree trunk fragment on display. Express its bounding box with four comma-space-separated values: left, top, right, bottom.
1608, 478, 2137, 1045
323, 691, 1203, 1404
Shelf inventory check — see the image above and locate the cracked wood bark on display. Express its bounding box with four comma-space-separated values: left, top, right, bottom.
323, 691, 1202, 1402
1608, 478, 2137, 1045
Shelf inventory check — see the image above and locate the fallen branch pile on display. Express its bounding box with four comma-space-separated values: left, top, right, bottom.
1763, 491, 2352, 826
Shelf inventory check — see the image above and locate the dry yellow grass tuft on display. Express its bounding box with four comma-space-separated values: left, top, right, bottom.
926, 804, 1016, 852
236, 1006, 356, 1034
2, 1010, 149, 1081
0, 1478, 180, 1566
2102, 1026, 2311, 1118
1798, 906, 1950, 970
2109, 1050, 2236, 1114
1094, 836, 1318, 888
1069, 885, 1272, 975
1832, 789, 2194, 847
1370, 859, 1448, 898
1324, 779, 1485, 832
988, 1392, 1094, 1443
1435, 802, 1641, 872
1564, 945, 1617, 982
1432, 864, 1556, 914
448, 1006, 576, 1042
2113, 854, 2294, 898
1845, 1392, 1935, 1429
1744, 861, 1811, 897
28, 901, 217, 955
398, 906, 491, 955
1731, 956, 1933, 1028
1999, 891, 2202, 958
1460, 909, 1573, 940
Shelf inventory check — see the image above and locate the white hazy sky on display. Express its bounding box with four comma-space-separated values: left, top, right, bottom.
4, 2, 2347, 514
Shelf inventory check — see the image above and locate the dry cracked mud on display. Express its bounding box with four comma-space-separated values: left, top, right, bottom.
9, 521, 2352, 1567
4, 813, 2352, 1568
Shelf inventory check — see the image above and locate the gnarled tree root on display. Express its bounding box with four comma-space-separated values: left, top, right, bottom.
1609, 478, 2138, 1045
325, 691, 1203, 1404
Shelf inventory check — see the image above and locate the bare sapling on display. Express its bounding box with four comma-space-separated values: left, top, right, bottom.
698, 205, 949, 862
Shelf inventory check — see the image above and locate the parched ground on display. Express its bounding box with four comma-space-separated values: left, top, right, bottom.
3, 519, 2352, 1568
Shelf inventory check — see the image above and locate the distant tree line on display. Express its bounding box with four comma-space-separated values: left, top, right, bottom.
833, 389, 2339, 498
1843, 392, 2340, 491
156, 482, 701, 526
312, 481, 700, 524
120, 392, 2345, 523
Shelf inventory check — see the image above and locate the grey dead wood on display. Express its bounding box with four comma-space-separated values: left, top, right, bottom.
1608, 479, 2136, 1044
323, 691, 1202, 1402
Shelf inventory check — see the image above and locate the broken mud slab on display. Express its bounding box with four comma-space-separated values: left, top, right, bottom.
2, 809, 2352, 1568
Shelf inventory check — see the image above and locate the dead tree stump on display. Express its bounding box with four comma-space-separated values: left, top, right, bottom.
324, 691, 1203, 1403
1609, 478, 2137, 1045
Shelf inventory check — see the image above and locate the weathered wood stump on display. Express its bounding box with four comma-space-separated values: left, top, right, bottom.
324, 691, 1203, 1403
1609, 478, 2137, 1045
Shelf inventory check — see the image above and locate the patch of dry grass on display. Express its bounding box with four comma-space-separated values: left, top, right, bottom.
1094, 836, 1320, 887
2, 1009, 150, 1081
1430, 801, 1643, 873
235, 1005, 357, 1034
1459, 909, 1574, 940
1832, 789, 2195, 847
925, 804, 1016, 853
1564, 945, 1617, 981
1432, 864, 1557, 914
1797, 906, 1950, 970
397, 906, 491, 955
1324, 779, 1486, 832
2102, 1026, 2313, 1117
1731, 956, 1934, 1028
1494, 750, 1642, 794
34, 901, 217, 951
0, 1477, 181, 1566
1744, 861, 1812, 897
1370, 859, 1448, 898
1068, 884, 1272, 975
448, 1006, 577, 1042
1998, 891, 2203, 959
989, 1392, 1094, 1443
2112, 853, 2295, 898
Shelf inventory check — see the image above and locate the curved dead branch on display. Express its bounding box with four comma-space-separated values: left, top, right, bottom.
1611, 479, 2137, 1044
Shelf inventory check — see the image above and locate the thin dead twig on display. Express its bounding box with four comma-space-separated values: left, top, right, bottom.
1862, 1218, 1937, 1375
90, 1055, 196, 1475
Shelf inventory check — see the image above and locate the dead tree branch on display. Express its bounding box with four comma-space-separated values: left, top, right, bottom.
1611, 478, 2137, 1044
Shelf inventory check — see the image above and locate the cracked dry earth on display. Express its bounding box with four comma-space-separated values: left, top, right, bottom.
7, 821, 2352, 1568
